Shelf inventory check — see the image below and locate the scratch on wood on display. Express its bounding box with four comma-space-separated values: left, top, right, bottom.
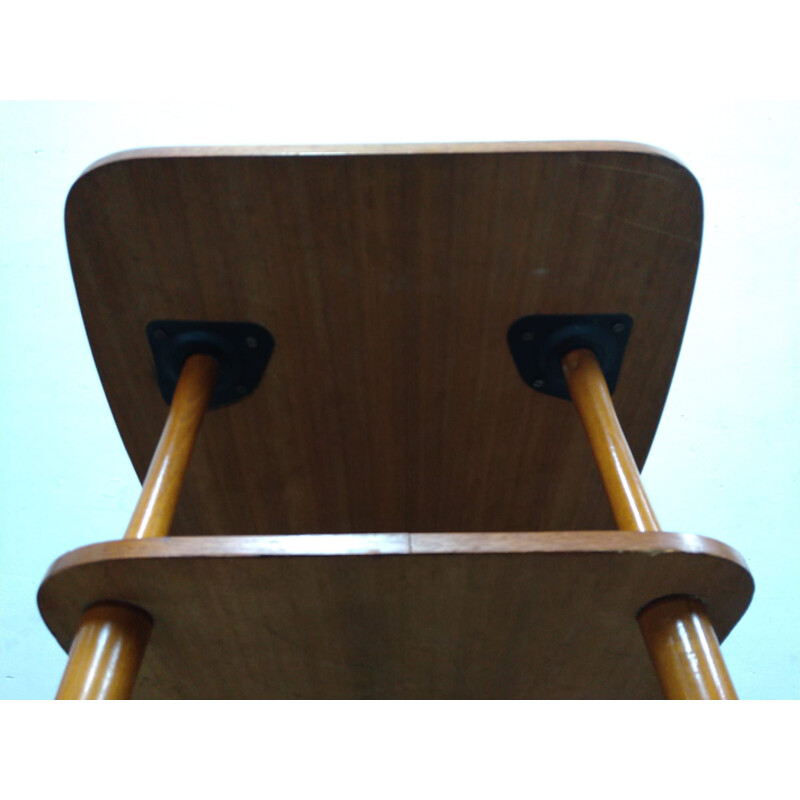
577, 212, 700, 245
576, 159, 675, 182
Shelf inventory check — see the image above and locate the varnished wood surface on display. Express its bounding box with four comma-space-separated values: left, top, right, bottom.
55, 355, 217, 699
562, 347, 739, 697
39, 531, 752, 699
638, 596, 738, 699
562, 348, 661, 531
56, 603, 152, 700
65, 142, 702, 536
125, 354, 218, 539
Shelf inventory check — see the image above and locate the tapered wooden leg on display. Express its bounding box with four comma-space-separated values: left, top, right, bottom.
638, 596, 737, 699
56, 603, 152, 700
560, 348, 659, 532
562, 348, 738, 699
56, 354, 218, 699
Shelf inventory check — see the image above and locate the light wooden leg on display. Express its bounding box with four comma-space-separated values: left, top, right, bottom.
56, 603, 152, 700
56, 354, 218, 699
561, 347, 737, 699
638, 596, 738, 699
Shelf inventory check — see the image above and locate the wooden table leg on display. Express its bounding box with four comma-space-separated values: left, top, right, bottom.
55, 603, 152, 700
638, 596, 738, 699
561, 347, 738, 699
56, 354, 218, 699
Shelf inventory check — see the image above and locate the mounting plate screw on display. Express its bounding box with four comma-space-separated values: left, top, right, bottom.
533, 379, 545, 388
612, 322, 626, 333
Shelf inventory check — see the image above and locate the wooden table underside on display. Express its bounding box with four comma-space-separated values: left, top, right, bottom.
51, 143, 728, 699
39, 531, 752, 699
65, 142, 702, 537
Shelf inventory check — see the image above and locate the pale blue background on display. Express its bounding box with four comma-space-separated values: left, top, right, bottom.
1, 99, 798, 699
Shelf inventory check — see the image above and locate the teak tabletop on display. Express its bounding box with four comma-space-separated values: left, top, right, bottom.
65, 142, 702, 536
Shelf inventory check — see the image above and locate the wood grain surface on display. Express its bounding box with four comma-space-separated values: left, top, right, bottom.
65, 142, 702, 535
38, 531, 752, 699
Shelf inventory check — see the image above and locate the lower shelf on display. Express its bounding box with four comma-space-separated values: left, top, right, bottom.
38, 531, 753, 699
